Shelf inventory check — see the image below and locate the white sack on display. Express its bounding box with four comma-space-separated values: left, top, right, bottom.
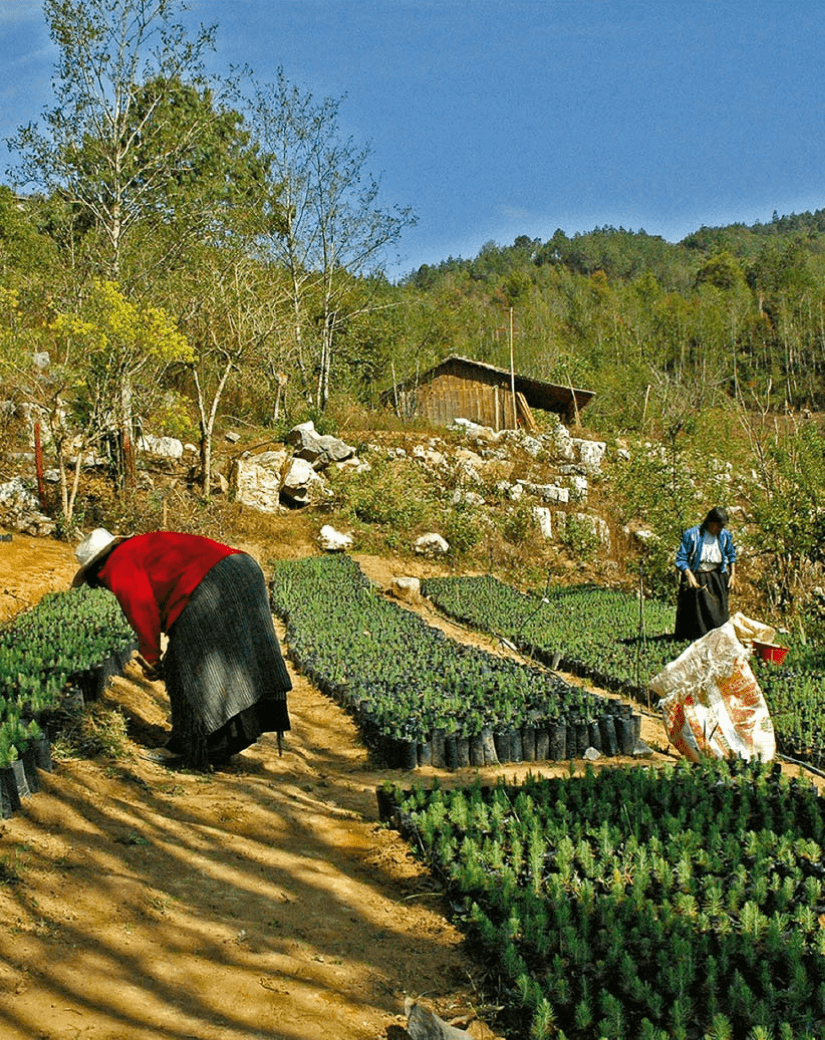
650, 614, 776, 763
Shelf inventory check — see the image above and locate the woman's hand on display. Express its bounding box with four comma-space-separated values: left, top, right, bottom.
135, 653, 164, 682
685, 570, 701, 590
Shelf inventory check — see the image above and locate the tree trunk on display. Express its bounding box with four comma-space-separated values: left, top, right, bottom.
316, 311, 335, 411
194, 357, 235, 498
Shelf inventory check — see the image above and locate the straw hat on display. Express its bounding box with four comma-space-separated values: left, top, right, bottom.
71, 528, 128, 588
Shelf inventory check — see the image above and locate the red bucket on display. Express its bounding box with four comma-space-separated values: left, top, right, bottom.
753, 640, 788, 665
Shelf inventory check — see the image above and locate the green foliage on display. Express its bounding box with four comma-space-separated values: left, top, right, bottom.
51, 279, 193, 369
610, 443, 713, 596
422, 573, 681, 700
147, 391, 198, 443
389, 760, 825, 1040
500, 498, 534, 545
48, 279, 194, 485
0, 585, 135, 763
440, 501, 485, 556
335, 455, 437, 532
559, 514, 600, 562
423, 571, 825, 765
747, 419, 825, 614
9, 0, 242, 282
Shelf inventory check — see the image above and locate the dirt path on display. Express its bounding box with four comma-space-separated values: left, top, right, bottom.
0, 535, 742, 1040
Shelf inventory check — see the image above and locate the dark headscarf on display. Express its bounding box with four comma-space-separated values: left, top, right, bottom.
702, 506, 728, 530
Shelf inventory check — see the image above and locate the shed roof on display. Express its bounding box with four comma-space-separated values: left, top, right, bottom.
389, 355, 596, 415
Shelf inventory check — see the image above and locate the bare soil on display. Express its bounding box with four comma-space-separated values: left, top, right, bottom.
0, 533, 751, 1040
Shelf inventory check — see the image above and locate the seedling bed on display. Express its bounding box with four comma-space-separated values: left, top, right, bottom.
268, 555, 643, 770
381, 759, 825, 1040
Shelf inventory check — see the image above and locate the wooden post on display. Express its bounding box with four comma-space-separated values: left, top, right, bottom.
568, 376, 581, 427
509, 306, 517, 428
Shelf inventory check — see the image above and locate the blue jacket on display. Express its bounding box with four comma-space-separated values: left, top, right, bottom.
675, 524, 736, 574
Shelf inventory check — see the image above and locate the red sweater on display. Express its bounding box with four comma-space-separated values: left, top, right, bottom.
98, 532, 241, 663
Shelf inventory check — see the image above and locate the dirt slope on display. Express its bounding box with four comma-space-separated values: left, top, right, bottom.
0, 533, 670, 1040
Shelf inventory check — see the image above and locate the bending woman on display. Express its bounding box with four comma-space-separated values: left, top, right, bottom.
72, 528, 291, 768
674, 506, 737, 641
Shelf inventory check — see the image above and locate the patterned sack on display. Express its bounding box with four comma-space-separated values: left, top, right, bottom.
650, 613, 777, 762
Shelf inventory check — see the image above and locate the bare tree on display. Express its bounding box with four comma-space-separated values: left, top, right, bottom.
249, 68, 416, 411
7, 0, 221, 281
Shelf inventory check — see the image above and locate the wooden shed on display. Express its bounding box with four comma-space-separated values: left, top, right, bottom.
383, 355, 595, 430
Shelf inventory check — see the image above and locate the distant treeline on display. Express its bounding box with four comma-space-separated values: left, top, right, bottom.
394, 212, 825, 429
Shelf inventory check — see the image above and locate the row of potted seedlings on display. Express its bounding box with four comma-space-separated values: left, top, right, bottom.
268, 555, 644, 769
0, 586, 135, 815
422, 574, 825, 767
421, 574, 686, 702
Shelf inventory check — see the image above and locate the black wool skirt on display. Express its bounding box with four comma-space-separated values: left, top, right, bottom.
163, 553, 292, 766
674, 567, 730, 642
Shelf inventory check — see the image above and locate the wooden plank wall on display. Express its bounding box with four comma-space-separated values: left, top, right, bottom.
403, 373, 520, 430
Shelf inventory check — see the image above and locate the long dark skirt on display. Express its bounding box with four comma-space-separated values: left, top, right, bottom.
163, 553, 292, 767
674, 568, 730, 642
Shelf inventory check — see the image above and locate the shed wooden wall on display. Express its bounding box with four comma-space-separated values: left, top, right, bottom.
397, 370, 520, 430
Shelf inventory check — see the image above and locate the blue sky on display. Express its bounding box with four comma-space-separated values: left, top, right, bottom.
2, 0, 825, 280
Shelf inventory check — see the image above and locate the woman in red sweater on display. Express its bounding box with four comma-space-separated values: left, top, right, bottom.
72, 528, 291, 768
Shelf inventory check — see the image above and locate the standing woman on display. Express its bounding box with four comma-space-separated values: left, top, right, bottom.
674, 506, 737, 641
72, 529, 291, 768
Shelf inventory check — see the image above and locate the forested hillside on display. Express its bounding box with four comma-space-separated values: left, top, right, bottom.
397, 215, 825, 429
3, 0, 825, 639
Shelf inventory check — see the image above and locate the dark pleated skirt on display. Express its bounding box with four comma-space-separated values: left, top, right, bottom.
674, 567, 730, 641
163, 553, 291, 766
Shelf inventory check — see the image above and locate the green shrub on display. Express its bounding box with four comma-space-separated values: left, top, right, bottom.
388, 761, 825, 1040
441, 502, 485, 555
338, 455, 437, 530
560, 514, 600, 562
500, 499, 533, 545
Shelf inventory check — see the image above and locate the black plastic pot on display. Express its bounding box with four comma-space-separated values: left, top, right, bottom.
548, 721, 566, 760
494, 731, 512, 764
588, 720, 603, 754
521, 726, 536, 762
510, 728, 523, 764
443, 736, 458, 771
11, 760, 30, 800
0, 768, 20, 819
21, 747, 40, 794
69, 643, 139, 702
32, 738, 52, 773
456, 735, 472, 768
616, 715, 636, 755
535, 726, 550, 762
376, 785, 398, 824
417, 741, 432, 767
599, 714, 619, 756
467, 734, 483, 768
575, 719, 589, 757
481, 729, 498, 765
389, 738, 418, 771
430, 729, 446, 768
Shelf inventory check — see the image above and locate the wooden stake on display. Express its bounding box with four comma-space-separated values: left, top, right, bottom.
509, 306, 517, 429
